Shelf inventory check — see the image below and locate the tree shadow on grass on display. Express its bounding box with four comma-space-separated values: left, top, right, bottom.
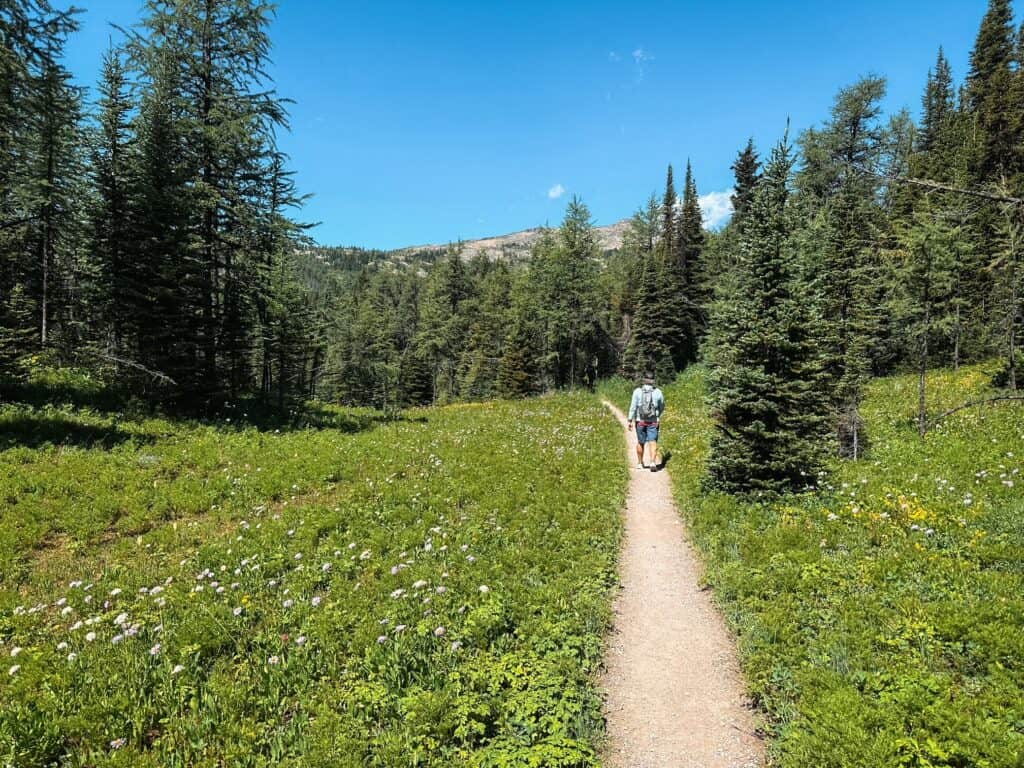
1, 379, 428, 437
0, 414, 149, 451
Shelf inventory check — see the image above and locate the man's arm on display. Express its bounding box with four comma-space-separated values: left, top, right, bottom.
627, 389, 638, 426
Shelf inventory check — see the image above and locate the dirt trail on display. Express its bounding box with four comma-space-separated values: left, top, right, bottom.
600, 400, 764, 768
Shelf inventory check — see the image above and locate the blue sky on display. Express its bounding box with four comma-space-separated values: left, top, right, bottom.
65, 0, 994, 249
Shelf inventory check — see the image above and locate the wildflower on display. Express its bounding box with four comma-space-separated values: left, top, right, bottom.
9, 647, 22, 658
450, 640, 463, 652
466, 555, 476, 563
295, 636, 307, 646
360, 550, 372, 560
112, 634, 124, 645
321, 562, 331, 573
390, 589, 405, 599
413, 580, 428, 590
8, 665, 20, 676
478, 585, 490, 594
434, 626, 446, 637
67, 653, 77, 662
294, 553, 302, 560
435, 586, 447, 595
172, 664, 185, 675
109, 738, 126, 750
109, 588, 122, 597
267, 655, 280, 665
56, 642, 68, 651
149, 644, 161, 656
85, 632, 97, 643
827, 513, 838, 522
394, 624, 407, 633
283, 599, 294, 609
377, 635, 388, 644
233, 607, 243, 616
311, 596, 322, 607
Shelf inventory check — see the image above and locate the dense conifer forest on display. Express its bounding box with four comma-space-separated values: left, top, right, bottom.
1, 0, 1022, 493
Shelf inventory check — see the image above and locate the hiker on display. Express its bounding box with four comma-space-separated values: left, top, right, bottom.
627, 372, 665, 471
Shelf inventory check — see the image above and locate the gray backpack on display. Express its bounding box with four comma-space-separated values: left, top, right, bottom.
637, 388, 658, 421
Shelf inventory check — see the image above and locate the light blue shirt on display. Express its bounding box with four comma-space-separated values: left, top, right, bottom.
628, 385, 665, 422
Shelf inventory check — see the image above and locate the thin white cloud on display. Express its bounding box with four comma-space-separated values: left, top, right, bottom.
608, 51, 621, 62
699, 190, 734, 229
548, 183, 566, 200
632, 47, 653, 82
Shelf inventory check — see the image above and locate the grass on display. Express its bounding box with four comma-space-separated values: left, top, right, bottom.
0, 381, 627, 767
601, 366, 1024, 768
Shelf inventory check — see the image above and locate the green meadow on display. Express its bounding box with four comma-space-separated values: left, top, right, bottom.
603, 365, 1024, 768
1, 378, 625, 767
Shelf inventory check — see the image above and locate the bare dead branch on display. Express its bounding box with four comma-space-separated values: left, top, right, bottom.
850, 163, 1024, 206
930, 395, 1024, 426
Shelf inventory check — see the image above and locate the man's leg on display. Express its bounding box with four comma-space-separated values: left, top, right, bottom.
635, 440, 644, 466
647, 440, 659, 469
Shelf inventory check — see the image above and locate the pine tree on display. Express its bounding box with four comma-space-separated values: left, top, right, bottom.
415, 250, 470, 403
497, 272, 542, 398
706, 137, 830, 494
622, 250, 673, 378
131, 0, 302, 404
459, 261, 511, 400
90, 45, 136, 352
797, 77, 890, 455
965, 0, 1016, 182
661, 165, 677, 262
615, 195, 659, 371
530, 197, 604, 388
730, 139, 761, 221
920, 48, 955, 155
678, 160, 706, 360
0, 1, 80, 369
992, 192, 1023, 390
891, 201, 960, 434
131, 55, 195, 394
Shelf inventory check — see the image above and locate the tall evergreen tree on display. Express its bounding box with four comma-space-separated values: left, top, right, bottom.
730, 139, 761, 222
130, 0, 302, 403
798, 77, 890, 455
678, 160, 706, 359
891, 201, 960, 434
0, 1, 80, 375
965, 0, 1017, 182
89, 45, 136, 352
706, 137, 829, 494
660, 164, 677, 262
920, 48, 956, 155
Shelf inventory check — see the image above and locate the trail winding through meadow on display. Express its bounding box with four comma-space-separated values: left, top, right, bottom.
600, 400, 764, 768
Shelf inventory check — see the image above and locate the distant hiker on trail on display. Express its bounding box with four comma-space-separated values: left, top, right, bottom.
627, 373, 665, 471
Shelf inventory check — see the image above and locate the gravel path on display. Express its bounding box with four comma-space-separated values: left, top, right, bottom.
600, 401, 764, 768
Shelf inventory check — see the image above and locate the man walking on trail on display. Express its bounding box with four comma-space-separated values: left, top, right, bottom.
628, 372, 665, 471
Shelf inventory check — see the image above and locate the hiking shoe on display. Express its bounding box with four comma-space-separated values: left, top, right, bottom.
650, 463, 659, 472
635, 462, 645, 470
